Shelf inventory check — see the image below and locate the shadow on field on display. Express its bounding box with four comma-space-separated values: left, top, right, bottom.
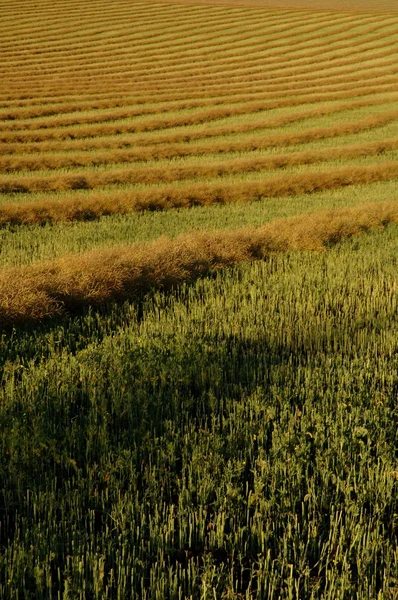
2, 282, 398, 599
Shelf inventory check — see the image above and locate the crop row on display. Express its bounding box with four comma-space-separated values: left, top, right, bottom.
2, 17, 388, 80
1, 199, 397, 326
1, 138, 396, 192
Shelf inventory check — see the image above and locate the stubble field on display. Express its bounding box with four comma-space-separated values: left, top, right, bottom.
1, 0, 398, 598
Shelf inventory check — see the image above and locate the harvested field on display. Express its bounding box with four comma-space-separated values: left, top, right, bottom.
1, 0, 398, 598
2, 200, 398, 326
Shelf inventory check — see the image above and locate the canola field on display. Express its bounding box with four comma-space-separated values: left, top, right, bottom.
1, 0, 398, 597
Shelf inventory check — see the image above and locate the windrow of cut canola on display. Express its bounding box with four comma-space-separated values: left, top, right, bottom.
1, 200, 398, 327
2, 1, 398, 598
0, 0, 397, 244
2, 222, 398, 599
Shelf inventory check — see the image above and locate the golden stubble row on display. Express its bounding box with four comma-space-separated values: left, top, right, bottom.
1, 137, 397, 192
2, 92, 397, 146
1, 60, 396, 106
0, 4, 310, 50
3, 55, 397, 105
1, 94, 397, 166
2, 35, 397, 125
5, 40, 397, 95
0, 10, 361, 61
1, 200, 398, 326
0, 110, 392, 172
1, 76, 395, 134
3, 30, 396, 121
1, 162, 398, 226
9, 20, 394, 85
1, 14, 386, 80
1, 16, 387, 78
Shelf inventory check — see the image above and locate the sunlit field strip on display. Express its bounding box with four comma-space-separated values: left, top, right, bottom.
1, 200, 398, 327
0, 3, 239, 44
2, 83, 397, 136
2, 21, 378, 78
2, 108, 396, 174
0, 12, 369, 59
0, 3, 348, 37
1, 161, 398, 227
3, 119, 397, 177
97, 64, 398, 99
3, 151, 398, 195
0, 0, 281, 31
10, 30, 396, 108
7, 152, 398, 203
0, 23, 388, 67
6, 55, 395, 99
2, 95, 396, 146
2, 20, 386, 86
2, 99, 397, 167
0, 8, 335, 54
1, 77, 397, 120
4, 26, 388, 80
1, 139, 397, 195
4, 100, 397, 171
0, 9, 302, 54
4, 60, 397, 100
17, 18, 394, 70
6, 25, 396, 89
3, 150, 397, 198
3, 67, 395, 122
31, 25, 396, 82
0, 8, 324, 49
1, 179, 396, 268
9, 48, 395, 104
0, 15, 363, 78
59, 52, 398, 92
7, 38, 395, 92
169, 0, 398, 11
0, 2, 221, 29
2, 15, 381, 71
4, 24, 393, 87
1, 75, 396, 122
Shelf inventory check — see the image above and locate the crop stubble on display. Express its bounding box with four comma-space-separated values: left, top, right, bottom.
2, 1, 398, 598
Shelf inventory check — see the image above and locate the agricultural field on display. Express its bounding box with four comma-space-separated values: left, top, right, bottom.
1, 0, 398, 598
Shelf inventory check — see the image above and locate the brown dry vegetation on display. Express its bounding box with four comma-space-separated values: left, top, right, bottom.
0, 111, 395, 185
165, 0, 398, 12
2, 162, 398, 226
0, 0, 397, 318
1, 200, 398, 326
3, 20, 391, 85
1, 138, 397, 193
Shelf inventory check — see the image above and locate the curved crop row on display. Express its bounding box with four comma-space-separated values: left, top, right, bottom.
1, 138, 396, 193
1, 16, 383, 81
1, 200, 397, 326
1, 162, 397, 227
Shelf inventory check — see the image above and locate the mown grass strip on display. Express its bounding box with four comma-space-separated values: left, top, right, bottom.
1, 200, 397, 326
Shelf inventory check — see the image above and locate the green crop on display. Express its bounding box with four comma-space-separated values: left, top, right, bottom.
1, 225, 398, 598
